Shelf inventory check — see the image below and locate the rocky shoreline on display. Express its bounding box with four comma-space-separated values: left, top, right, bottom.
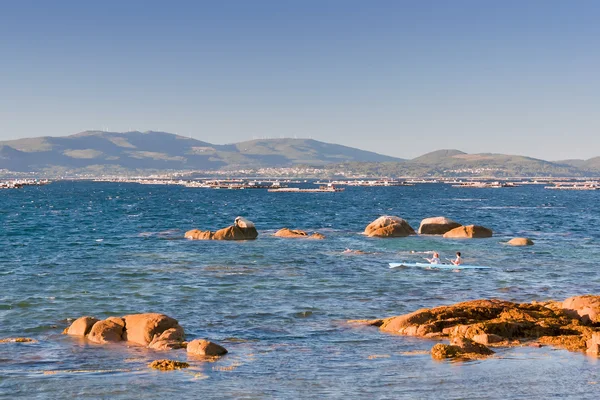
350, 295, 600, 360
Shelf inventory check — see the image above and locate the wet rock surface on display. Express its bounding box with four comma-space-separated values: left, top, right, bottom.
355, 296, 600, 360
148, 359, 190, 371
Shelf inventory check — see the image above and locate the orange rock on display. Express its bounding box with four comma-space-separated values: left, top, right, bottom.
274, 228, 308, 238
66, 316, 99, 336
562, 295, 600, 324
213, 225, 258, 240
187, 339, 228, 356
507, 237, 534, 246
185, 229, 213, 240
123, 313, 182, 346
418, 217, 461, 235
274, 228, 325, 239
87, 317, 125, 344
148, 327, 186, 350
586, 332, 600, 355
364, 216, 415, 238
443, 225, 493, 238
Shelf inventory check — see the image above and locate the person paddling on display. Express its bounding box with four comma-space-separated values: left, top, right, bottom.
450, 252, 462, 265
425, 252, 441, 264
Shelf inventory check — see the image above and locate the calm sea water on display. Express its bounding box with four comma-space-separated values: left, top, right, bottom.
1, 182, 599, 399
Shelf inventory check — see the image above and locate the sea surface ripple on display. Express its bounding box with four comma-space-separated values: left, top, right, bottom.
1, 182, 599, 399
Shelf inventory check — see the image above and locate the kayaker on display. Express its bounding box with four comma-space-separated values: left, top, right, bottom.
450, 252, 462, 265
425, 252, 441, 264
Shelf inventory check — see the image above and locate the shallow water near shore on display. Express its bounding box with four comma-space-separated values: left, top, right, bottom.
1, 182, 599, 398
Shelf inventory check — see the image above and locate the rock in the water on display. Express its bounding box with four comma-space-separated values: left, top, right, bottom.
148, 359, 189, 370
148, 327, 186, 350
472, 333, 504, 345
87, 317, 125, 344
431, 338, 494, 360
507, 237, 534, 246
274, 228, 325, 239
123, 313, 183, 346
66, 316, 99, 336
364, 216, 415, 238
418, 217, 461, 235
184, 229, 213, 240
586, 332, 600, 355
187, 339, 228, 356
443, 225, 493, 238
373, 297, 598, 355
431, 343, 463, 359
451, 337, 495, 355
213, 225, 258, 240
562, 295, 600, 324
0, 337, 37, 343
185, 217, 258, 240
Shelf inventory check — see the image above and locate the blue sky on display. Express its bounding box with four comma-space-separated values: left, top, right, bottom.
1, 0, 598, 160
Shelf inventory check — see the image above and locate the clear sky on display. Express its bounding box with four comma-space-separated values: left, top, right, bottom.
1, 0, 598, 160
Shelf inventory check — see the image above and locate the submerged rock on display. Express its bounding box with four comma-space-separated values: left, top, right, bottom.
443, 225, 493, 238
418, 217, 461, 235
148, 359, 189, 371
507, 237, 534, 246
187, 339, 228, 356
185, 217, 258, 240
431, 337, 495, 360
0, 337, 37, 343
364, 216, 415, 238
274, 228, 325, 239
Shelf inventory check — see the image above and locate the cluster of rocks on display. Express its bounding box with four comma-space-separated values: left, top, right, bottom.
364, 215, 533, 244
65, 313, 227, 357
184, 215, 533, 245
364, 215, 494, 239
351, 295, 600, 360
185, 217, 326, 241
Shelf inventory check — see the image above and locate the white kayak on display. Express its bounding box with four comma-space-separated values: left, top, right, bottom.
388, 262, 491, 270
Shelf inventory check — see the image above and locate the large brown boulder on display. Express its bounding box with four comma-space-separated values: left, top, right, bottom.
507, 237, 534, 246
364, 216, 415, 238
186, 217, 258, 240
66, 316, 99, 336
123, 313, 183, 346
443, 225, 493, 238
187, 339, 228, 356
274, 228, 325, 239
213, 225, 258, 240
562, 295, 600, 324
418, 217, 461, 235
87, 317, 125, 344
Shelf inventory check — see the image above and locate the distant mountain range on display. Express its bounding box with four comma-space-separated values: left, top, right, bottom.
0, 130, 598, 177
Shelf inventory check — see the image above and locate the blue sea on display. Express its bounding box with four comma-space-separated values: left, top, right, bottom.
1, 182, 599, 399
